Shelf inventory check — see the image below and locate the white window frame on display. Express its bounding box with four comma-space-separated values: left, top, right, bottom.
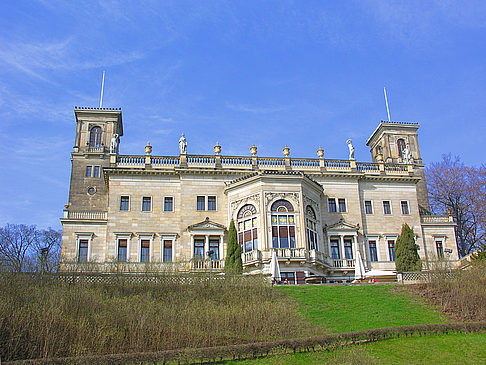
366, 235, 380, 262
137, 233, 155, 263
338, 198, 347, 213
114, 233, 132, 261
93, 165, 101, 178
163, 196, 174, 212
75, 232, 94, 262
400, 200, 410, 215
196, 195, 217, 211
141, 196, 152, 212
160, 233, 178, 262
120, 195, 130, 211
364, 200, 374, 215
328, 197, 337, 213
383, 200, 392, 215
385, 235, 398, 261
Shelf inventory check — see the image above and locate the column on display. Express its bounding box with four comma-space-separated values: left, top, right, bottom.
340, 235, 345, 261
190, 235, 194, 259
205, 235, 209, 259
220, 234, 224, 260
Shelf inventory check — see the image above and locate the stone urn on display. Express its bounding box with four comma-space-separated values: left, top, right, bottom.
145, 142, 152, 155
250, 144, 257, 156
317, 146, 324, 158
214, 142, 221, 155
283, 145, 290, 157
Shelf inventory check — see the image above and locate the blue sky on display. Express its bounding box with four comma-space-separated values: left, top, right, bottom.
1, 1, 485, 229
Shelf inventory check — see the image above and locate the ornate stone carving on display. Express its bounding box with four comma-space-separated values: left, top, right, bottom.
304, 195, 320, 219
264, 192, 300, 209
230, 193, 261, 214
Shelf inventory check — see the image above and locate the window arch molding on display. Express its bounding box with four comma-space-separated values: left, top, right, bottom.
236, 204, 258, 253
305, 205, 319, 251
397, 138, 406, 158
89, 125, 103, 147
268, 198, 297, 249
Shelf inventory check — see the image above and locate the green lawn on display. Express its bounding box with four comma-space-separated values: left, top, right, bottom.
230, 332, 486, 364
276, 284, 446, 333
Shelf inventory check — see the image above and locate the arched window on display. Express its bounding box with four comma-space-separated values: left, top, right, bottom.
306, 206, 319, 251
397, 139, 406, 158
89, 126, 102, 147
271, 200, 295, 248
237, 204, 258, 253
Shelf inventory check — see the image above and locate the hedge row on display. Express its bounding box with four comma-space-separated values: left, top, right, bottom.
4, 322, 486, 365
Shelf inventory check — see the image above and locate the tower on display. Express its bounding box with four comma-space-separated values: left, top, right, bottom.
67, 107, 123, 211
367, 121, 430, 214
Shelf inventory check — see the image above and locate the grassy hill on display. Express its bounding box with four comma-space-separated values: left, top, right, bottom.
276, 284, 446, 333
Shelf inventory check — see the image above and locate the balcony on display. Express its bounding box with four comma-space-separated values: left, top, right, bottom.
420, 215, 454, 224
331, 258, 356, 269
190, 259, 225, 272
115, 153, 414, 176
242, 248, 329, 267
62, 210, 107, 221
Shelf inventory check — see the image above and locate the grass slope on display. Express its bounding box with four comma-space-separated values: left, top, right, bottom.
277, 285, 446, 333
232, 333, 486, 364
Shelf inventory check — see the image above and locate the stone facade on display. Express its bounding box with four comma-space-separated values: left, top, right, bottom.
60, 107, 458, 282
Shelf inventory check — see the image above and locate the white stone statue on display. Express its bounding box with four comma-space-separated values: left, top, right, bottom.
403, 145, 412, 163
179, 133, 187, 154
110, 134, 119, 154
346, 139, 355, 160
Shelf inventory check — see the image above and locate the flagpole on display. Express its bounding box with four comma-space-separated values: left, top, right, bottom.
384, 87, 391, 122
99, 71, 105, 108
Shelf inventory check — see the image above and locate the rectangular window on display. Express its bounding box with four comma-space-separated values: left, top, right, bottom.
281, 272, 295, 285
194, 239, 204, 260
272, 226, 278, 248
142, 197, 151, 212
289, 226, 295, 248
163, 240, 172, 262
209, 239, 219, 260
164, 197, 173, 212
197, 196, 205, 211
120, 196, 129, 211
93, 166, 100, 178
330, 239, 340, 260
338, 198, 347, 213
208, 196, 216, 211
140, 239, 150, 263
388, 240, 395, 261
252, 228, 258, 251
365, 200, 373, 215
328, 198, 337, 213
369, 240, 378, 262
383, 201, 391, 215
436, 241, 443, 258
85, 166, 92, 177
344, 238, 353, 259
118, 239, 127, 262
78, 239, 88, 262
279, 226, 289, 248
401, 201, 409, 215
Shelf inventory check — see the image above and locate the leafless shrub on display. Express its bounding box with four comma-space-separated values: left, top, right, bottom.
0, 273, 313, 362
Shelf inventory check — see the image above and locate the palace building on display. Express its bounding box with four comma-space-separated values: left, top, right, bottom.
60, 106, 458, 283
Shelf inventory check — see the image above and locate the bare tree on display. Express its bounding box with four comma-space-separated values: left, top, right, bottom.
34, 228, 62, 273
426, 155, 486, 257
0, 224, 38, 272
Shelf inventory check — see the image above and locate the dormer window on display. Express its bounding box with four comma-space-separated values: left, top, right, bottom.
89, 126, 102, 147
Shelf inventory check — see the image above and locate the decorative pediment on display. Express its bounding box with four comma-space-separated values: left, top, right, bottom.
188, 217, 226, 231
324, 218, 360, 232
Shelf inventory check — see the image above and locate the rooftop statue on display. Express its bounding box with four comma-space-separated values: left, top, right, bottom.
346, 139, 355, 160
110, 134, 119, 154
179, 133, 187, 154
